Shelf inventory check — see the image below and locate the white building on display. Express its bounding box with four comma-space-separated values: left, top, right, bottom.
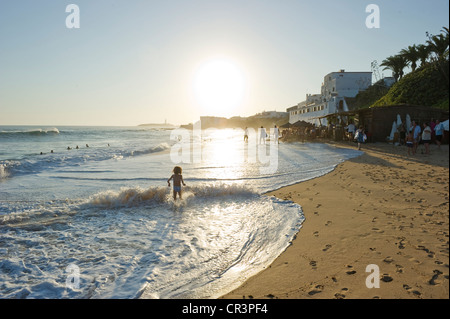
288, 70, 372, 126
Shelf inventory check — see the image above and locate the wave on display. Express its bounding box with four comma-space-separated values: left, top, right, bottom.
0, 128, 60, 137
0, 184, 257, 228
0, 161, 20, 180
0, 142, 173, 179
86, 184, 257, 208
129, 143, 171, 156
0, 163, 8, 180
0, 200, 77, 227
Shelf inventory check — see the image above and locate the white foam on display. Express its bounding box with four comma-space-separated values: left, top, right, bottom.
0, 163, 8, 179
0, 127, 362, 299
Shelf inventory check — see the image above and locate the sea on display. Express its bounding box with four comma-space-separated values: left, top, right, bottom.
0, 125, 362, 299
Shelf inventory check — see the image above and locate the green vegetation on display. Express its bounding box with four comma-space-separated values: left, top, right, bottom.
372, 59, 449, 109
346, 80, 390, 109
351, 26, 449, 110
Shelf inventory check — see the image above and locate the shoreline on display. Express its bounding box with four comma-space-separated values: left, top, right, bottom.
221, 141, 449, 299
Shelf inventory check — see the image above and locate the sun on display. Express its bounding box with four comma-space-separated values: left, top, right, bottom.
193, 58, 246, 117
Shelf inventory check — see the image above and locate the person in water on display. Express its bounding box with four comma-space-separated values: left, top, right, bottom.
167, 166, 186, 200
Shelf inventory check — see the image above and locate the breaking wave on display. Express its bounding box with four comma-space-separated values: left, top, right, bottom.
0, 164, 8, 180
129, 143, 171, 156
0, 128, 60, 137
86, 183, 257, 208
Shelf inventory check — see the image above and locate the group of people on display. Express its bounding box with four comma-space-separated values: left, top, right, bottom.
405, 119, 445, 155
243, 125, 280, 144
67, 144, 90, 150
40, 143, 110, 155
281, 125, 325, 142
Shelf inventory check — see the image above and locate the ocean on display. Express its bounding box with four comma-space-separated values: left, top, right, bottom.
0, 126, 362, 299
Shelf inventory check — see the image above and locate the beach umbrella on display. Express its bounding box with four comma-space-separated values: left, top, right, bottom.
389, 120, 397, 141
406, 114, 411, 133
292, 120, 310, 127
396, 114, 402, 128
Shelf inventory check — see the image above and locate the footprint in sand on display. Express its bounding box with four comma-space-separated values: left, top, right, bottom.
395, 264, 404, 273
403, 284, 422, 297
313, 231, 319, 237
309, 260, 317, 269
345, 265, 356, 275
322, 244, 332, 252
381, 274, 393, 282
416, 245, 435, 258
308, 284, 324, 296
334, 288, 349, 299
429, 269, 443, 285
396, 237, 407, 250
325, 220, 332, 226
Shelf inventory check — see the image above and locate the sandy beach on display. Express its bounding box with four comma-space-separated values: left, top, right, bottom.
222, 141, 449, 299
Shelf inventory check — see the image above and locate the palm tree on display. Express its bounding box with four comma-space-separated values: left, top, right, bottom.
380, 55, 408, 82
399, 45, 420, 72
426, 33, 449, 61
416, 44, 431, 67
426, 27, 449, 84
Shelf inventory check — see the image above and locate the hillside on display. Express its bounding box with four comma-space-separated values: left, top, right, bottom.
371, 62, 449, 110
346, 80, 391, 110
347, 61, 449, 111
180, 113, 289, 130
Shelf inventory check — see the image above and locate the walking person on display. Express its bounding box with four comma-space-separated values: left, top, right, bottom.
273, 125, 279, 144
411, 121, 421, 155
421, 122, 432, 155
259, 126, 267, 144
354, 126, 366, 150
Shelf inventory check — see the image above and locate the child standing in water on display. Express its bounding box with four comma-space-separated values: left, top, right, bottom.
167, 166, 186, 200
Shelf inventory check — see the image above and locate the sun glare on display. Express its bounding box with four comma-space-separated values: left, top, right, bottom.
193, 58, 246, 117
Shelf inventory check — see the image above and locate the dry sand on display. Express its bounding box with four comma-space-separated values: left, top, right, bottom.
222, 142, 449, 299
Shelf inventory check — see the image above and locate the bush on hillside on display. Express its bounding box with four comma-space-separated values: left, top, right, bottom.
371, 61, 449, 110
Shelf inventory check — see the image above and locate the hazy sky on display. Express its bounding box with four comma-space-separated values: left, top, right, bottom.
0, 0, 448, 126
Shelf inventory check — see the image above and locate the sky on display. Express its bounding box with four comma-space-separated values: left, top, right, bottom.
0, 0, 448, 126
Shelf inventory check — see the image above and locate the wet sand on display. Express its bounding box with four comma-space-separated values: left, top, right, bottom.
222, 142, 449, 299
